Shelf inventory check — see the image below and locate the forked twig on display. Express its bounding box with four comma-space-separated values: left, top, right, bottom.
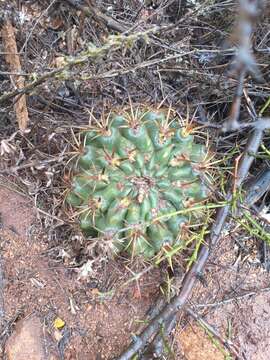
117, 127, 264, 359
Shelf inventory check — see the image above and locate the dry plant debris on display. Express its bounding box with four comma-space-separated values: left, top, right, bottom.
0, 0, 269, 359
1, 18, 29, 131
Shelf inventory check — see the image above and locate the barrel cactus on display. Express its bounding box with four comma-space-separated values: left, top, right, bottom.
66, 106, 209, 258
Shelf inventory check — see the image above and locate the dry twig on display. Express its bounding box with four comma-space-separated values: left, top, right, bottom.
185, 307, 240, 358
222, 0, 263, 132
196, 286, 270, 309
117, 127, 265, 359
65, 0, 128, 33
0, 253, 4, 330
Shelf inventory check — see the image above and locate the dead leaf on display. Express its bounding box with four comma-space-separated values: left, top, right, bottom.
48, 17, 64, 30
0, 140, 16, 156
77, 260, 95, 280
69, 297, 78, 315
0, 132, 17, 156
53, 329, 63, 342
53, 56, 66, 68
133, 286, 142, 299
90, 288, 100, 297
66, 25, 79, 55
260, 206, 270, 223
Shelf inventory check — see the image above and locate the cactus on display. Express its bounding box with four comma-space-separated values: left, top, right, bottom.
66, 107, 209, 258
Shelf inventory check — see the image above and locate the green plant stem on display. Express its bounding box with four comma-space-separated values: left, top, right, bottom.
186, 307, 239, 359
259, 97, 270, 116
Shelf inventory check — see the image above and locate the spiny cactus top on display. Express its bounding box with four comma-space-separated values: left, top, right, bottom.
66, 107, 208, 258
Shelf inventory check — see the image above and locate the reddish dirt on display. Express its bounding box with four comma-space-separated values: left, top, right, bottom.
174, 234, 270, 360
1, 184, 270, 360
0, 185, 161, 359
0, 186, 34, 237
175, 324, 224, 360
5, 314, 58, 360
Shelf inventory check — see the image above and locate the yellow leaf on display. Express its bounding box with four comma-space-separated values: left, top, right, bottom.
54, 317, 65, 329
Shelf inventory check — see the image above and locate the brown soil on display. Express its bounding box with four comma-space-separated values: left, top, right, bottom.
1, 184, 270, 360
5, 314, 59, 360
175, 324, 224, 360
0, 185, 161, 359
0, 186, 33, 237
173, 231, 270, 360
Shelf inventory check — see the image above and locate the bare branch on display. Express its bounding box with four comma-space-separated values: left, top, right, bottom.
65, 0, 128, 33
117, 127, 265, 360
222, 0, 263, 132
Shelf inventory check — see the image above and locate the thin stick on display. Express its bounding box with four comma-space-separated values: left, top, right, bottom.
0, 254, 4, 330
223, 69, 246, 132
185, 307, 241, 358
195, 286, 270, 309
65, 0, 128, 33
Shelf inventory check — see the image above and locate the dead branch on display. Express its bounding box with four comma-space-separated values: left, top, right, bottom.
224, 69, 246, 132
222, 0, 263, 132
65, 0, 128, 33
1, 18, 29, 131
139, 295, 177, 359
195, 115, 270, 131
140, 314, 177, 359
117, 127, 265, 360
144, 306, 241, 359
244, 168, 270, 206
226, 117, 270, 131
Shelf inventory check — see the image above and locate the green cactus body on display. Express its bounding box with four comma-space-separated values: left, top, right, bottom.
66, 107, 208, 258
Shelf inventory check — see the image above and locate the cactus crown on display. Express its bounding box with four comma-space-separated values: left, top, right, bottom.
66, 106, 209, 258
